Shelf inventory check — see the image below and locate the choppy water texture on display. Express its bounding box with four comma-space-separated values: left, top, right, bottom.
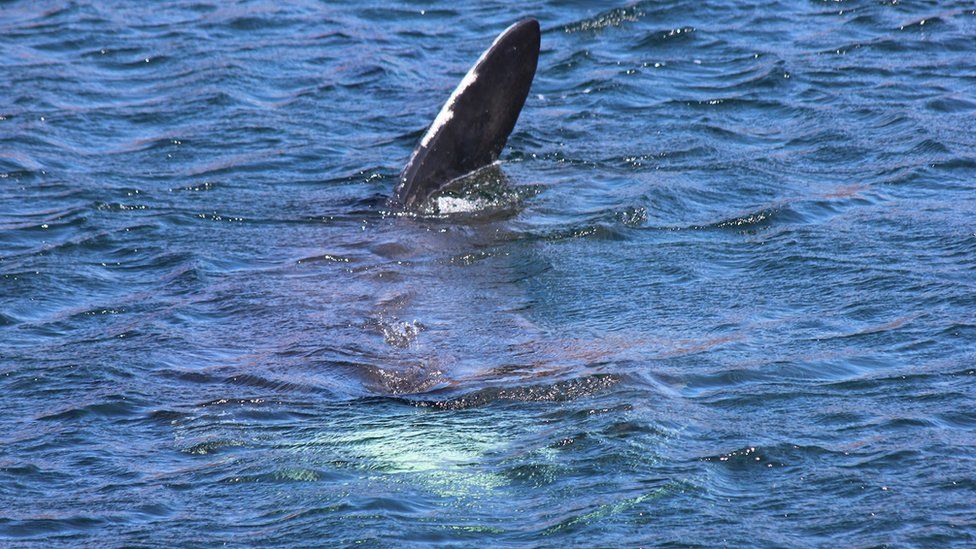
2, 0, 976, 545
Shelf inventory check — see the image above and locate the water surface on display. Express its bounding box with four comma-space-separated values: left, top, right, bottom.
2, 0, 976, 545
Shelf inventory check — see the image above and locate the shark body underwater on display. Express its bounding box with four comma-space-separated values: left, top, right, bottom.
390, 19, 541, 210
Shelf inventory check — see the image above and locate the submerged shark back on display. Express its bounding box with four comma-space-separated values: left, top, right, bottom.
391, 19, 541, 210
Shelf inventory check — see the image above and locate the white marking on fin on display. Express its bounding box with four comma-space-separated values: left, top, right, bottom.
404, 21, 523, 175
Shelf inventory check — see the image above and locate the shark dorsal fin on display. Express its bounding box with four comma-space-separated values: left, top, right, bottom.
392, 19, 541, 209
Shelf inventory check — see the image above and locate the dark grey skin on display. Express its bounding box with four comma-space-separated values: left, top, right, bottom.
391, 19, 541, 210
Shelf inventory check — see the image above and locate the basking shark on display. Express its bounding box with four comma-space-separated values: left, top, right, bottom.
391, 19, 541, 210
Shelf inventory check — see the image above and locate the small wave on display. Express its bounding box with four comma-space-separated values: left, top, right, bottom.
407, 374, 621, 410
669, 204, 804, 233
0, 151, 43, 175
926, 96, 976, 113
687, 59, 791, 93
814, 315, 916, 343
356, 361, 450, 396
563, 5, 647, 33
536, 223, 630, 243
897, 16, 946, 32
633, 26, 696, 49
182, 438, 246, 455
0, 516, 106, 538
547, 50, 594, 76
36, 396, 140, 422
295, 252, 353, 265
220, 468, 333, 484
700, 443, 842, 470
663, 97, 790, 112
221, 373, 318, 394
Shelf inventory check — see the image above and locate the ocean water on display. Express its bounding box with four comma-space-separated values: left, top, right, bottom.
2, 0, 975, 545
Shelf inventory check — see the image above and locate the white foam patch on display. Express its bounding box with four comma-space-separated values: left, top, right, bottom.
435, 196, 487, 214
380, 319, 424, 348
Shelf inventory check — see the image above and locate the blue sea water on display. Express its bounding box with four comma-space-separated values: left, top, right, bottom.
2, 0, 976, 545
